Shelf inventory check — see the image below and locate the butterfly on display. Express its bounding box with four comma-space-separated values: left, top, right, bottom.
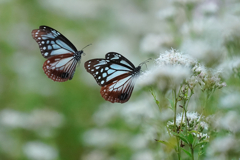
84, 52, 142, 103
32, 25, 90, 82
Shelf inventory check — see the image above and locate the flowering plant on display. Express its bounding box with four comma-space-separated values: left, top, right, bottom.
140, 49, 225, 159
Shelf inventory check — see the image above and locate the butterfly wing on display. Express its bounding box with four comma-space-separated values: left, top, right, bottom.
84, 59, 134, 86
32, 25, 77, 58
105, 52, 136, 69
84, 52, 140, 103
43, 53, 78, 82
100, 73, 137, 103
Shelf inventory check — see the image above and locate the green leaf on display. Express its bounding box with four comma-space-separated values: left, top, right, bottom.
181, 148, 192, 157
189, 130, 198, 134
192, 138, 199, 147
155, 139, 168, 145
194, 140, 208, 148
199, 136, 207, 142
172, 132, 189, 144
187, 133, 194, 144
150, 89, 161, 108
167, 98, 174, 110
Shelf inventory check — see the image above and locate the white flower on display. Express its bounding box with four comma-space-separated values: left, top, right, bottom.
173, 112, 200, 126
93, 104, 121, 126
128, 134, 148, 150
167, 112, 209, 134
140, 33, 174, 53
139, 49, 225, 92
23, 141, 58, 160
0, 109, 29, 129
192, 132, 209, 139
82, 128, 131, 148
180, 38, 224, 66
139, 65, 191, 90
218, 57, 240, 79
156, 49, 196, 67
81, 150, 108, 160
200, 121, 208, 130
82, 128, 117, 148
207, 135, 239, 155
28, 109, 65, 129
0, 109, 65, 138
120, 96, 156, 126
157, 6, 176, 20
131, 150, 154, 160
39, 0, 106, 19
199, 1, 218, 14
220, 92, 240, 108
215, 111, 240, 133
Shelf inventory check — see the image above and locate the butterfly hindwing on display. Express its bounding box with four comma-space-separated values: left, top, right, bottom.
100, 73, 135, 103
43, 53, 78, 82
32, 25, 77, 58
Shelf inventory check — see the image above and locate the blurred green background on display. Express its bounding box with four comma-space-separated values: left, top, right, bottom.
0, 0, 152, 160
1, 0, 240, 160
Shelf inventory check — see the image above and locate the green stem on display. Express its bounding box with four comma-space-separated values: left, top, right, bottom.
173, 88, 181, 160
203, 92, 208, 115
184, 103, 188, 133
184, 91, 193, 133
185, 91, 193, 110
176, 137, 180, 160
191, 145, 194, 160
173, 89, 177, 131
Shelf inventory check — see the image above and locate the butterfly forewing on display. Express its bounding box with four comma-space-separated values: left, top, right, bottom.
32, 26, 77, 58
84, 58, 133, 86
43, 53, 78, 82
84, 52, 141, 103
105, 52, 135, 69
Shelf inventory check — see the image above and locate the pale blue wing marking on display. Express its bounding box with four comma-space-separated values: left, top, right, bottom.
109, 64, 132, 71
106, 70, 129, 82
55, 39, 75, 53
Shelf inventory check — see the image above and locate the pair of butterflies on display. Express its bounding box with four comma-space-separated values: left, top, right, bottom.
32, 26, 142, 103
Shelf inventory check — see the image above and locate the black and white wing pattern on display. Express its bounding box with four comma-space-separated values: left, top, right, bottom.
85, 52, 141, 103
32, 25, 84, 82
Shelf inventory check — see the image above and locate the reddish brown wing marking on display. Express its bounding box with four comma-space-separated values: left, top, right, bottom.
43, 53, 77, 82
100, 73, 135, 103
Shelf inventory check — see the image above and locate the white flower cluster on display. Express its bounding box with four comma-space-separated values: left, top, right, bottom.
206, 135, 240, 159
187, 64, 226, 91
155, 49, 196, 67
232, 57, 240, 76
0, 109, 65, 137
213, 111, 240, 133
167, 112, 209, 139
220, 91, 240, 109
139, 49, 194, 90
139, 49, 226, 93
140, 33, 174, 53
23, 141, 58, 160
139, 65, 191, 91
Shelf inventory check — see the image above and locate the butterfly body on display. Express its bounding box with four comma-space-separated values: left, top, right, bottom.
32, 26, 85, 82
85, 52, 141, 103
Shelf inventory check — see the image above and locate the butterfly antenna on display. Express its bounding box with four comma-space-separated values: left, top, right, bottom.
139, 58, 152, 69
81, 44, 92, 56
